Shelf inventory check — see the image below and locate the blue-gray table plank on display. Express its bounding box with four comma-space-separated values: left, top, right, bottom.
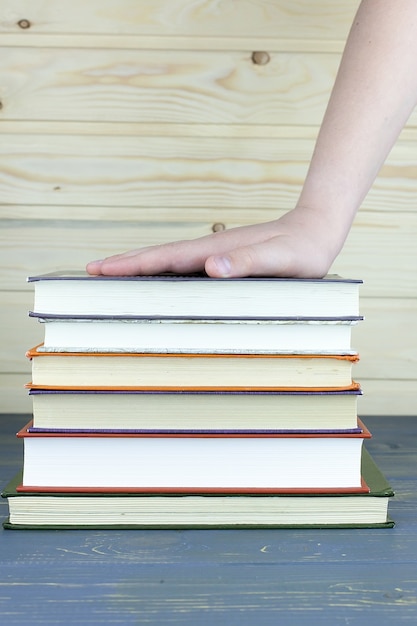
0, 414, 416, 625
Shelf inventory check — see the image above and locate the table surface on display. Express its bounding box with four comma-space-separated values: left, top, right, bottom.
0, 413, 416, 625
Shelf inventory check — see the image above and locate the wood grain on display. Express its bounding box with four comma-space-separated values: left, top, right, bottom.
0, 133, 314, 209
0, 375, 32, 413
1, 0, 358, 39
353, 298, 417, 380
0, 0, 415, 414
0, 48, 339, 125
4, 46, 417, 127
1, 134, 417, 213
358, 381, 417, 417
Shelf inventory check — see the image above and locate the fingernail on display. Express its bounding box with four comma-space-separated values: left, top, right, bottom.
212, 256, 231, 276
86, 260, 104, 275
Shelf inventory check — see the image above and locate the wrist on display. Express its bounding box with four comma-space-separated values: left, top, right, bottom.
281, 204, 352, 273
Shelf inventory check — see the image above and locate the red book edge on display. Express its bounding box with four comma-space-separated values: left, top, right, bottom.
15, 420, 370, 494
16, 419, 371, 440
16, 420, 370, 494
15, 480, 370, 495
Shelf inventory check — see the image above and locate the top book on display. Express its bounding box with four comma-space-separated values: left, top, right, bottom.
28, 271, 362, 319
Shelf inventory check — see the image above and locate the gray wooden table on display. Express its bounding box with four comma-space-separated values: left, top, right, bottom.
0, 413, 416, 625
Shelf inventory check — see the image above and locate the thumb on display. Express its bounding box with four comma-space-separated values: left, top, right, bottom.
204, 238, 294, 278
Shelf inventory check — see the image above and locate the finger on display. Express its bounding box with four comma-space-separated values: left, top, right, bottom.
204, 236, 325, 279
87, 240, 211, 276
86, 259, 105, 275
85, 221, 282, 276
85, 226, 266, 276
86, 247, 155, 275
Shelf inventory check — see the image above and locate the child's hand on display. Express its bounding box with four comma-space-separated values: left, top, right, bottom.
86, 206, 340, 279
88, 1, 417, 280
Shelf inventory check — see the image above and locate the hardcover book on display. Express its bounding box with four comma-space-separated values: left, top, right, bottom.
26, 345, 360, 390
31, 314, 362, 355
16, 419, 371, 491
13, 268, 389, 531
27, 271, 362, 318
2, 449, 394, 529
28, 388, 362, 432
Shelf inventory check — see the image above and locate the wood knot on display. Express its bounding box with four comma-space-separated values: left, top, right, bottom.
212, 223, 226, 233
251, 51, 270, 66
17, 19, 31, 29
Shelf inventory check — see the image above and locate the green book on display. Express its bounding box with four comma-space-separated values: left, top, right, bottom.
2, 449, 394, 530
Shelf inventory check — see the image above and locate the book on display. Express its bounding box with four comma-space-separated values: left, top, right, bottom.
16, 419, 371, 491
27, 271, 362, 319
28, 388, 362, 432
26, 345, 360, 390
31, 315, 362, 355
2, 449, 394, 529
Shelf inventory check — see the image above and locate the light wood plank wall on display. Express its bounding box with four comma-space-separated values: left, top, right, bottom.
1, 0, 416, 415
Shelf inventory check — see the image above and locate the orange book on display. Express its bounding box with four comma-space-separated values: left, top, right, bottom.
26, 345, 360, 391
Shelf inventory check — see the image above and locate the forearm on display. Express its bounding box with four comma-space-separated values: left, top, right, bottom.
297, 0, 417, 254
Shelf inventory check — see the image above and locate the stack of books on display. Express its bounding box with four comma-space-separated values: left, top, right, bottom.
2, 271, 394, 529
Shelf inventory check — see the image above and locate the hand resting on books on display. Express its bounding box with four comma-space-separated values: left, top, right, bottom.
86, 206, 344, 279
86, 3, 417, 280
